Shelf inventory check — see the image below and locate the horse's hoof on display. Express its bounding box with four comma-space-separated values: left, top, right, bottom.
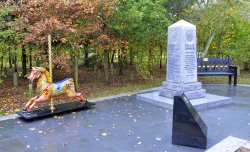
22, 109, 28, 113
80, 100, 87, 103
26, 107, 32, 112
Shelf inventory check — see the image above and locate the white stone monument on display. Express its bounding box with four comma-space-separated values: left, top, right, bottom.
159, 20, 206, 99
136, 20, 232, 111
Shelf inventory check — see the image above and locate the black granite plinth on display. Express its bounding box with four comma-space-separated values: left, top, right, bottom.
17, 101, 95, 120
172, 93, 207, 149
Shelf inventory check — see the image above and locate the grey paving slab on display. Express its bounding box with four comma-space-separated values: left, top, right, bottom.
136, 91, 232, 111
0, 84, 249, 152
205, 136, 248, 152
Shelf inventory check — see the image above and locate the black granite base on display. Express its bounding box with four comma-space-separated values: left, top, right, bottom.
16, 101, 95, 120
172, 93, 207, 149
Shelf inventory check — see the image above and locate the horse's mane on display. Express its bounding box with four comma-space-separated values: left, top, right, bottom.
43, 69, 53, 83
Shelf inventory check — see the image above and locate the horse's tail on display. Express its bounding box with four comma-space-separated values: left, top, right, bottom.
65, 78, 76, 91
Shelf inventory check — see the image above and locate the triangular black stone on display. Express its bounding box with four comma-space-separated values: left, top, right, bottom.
172, 93, 207, 149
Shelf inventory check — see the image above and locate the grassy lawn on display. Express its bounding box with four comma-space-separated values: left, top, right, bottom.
199, 71, 250, 85
0, 110, 4, 116
88, 78, 163, 99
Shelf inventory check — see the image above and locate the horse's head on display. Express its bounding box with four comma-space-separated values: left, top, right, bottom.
27, 67, 46, 82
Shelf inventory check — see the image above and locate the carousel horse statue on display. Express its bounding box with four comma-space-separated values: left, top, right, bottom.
24, 67, 87, 111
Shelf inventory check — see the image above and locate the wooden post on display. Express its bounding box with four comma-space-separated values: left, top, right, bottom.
98, 66, 101, 79
110, 63, 114, 82
94, 64, 97, 78
130, 68, 134, 81
13, 72, 18, 86
28, 83, 33, 98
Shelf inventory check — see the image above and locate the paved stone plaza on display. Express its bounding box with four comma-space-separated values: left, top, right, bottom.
0, 84, 249, 152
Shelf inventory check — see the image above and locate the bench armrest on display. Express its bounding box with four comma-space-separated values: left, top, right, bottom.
229, 66, 238, 75
230, 65, 238, 71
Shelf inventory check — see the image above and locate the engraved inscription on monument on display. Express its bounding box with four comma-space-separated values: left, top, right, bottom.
167, 44, 181, 83
183, 29, 197, 83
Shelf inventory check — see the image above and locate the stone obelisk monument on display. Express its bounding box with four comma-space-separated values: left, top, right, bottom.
159, 20, 206, 99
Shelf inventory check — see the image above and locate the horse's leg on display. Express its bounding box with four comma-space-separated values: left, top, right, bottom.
28, 96, 49, 111
76, 92, 87, 103
24, 96, 39, 110
66, 91, 87, 103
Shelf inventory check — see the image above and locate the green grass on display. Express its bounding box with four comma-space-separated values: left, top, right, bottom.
88, 78, 164, 99
199, 71, 250, 85
89, 71, 250, 99
0, 110, 5, 116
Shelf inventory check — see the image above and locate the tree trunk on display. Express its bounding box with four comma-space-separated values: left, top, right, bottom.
9, 50, 12, 68
74, 55, 79, 91
14, 53, 17, 72
84, 48, 89, 67
129, 49, 134, 66
103, 50, 109, 83
108, 52, 110, 65
110, 63, 114, 83
148, 49, 153, 75
118, 50, 124, 76
160, 46, 163, 68
98, 64, 101, 79
201, 32, 215, 57
111, 51, 115, 64
29, 49, 32, 70
13, 53, 18, 86
21, 45, 27, 77
0, 56, 3, 71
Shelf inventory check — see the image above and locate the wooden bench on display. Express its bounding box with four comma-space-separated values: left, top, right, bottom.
197, 57, 238, 86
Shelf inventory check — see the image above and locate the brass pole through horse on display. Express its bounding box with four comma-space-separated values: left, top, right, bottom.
48, 34, 55, 112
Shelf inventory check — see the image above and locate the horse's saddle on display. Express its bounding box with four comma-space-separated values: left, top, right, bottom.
54, 78, 72, 86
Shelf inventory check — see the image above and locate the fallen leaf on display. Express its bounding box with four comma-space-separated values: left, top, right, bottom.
14, 109, 20, 112
137, 141, 142, 145
62, 142, 68, 147
101, 132, 107, 136
29, 127, 36, 131
156, 137, 162, 141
